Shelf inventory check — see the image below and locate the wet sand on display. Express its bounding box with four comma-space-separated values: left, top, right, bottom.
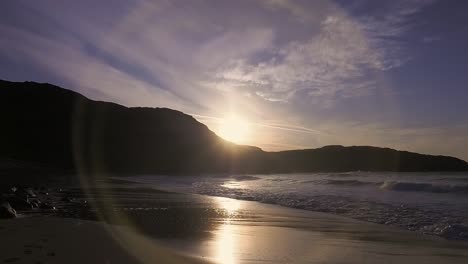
1, 184, 468, 264
0, 217, 210, 264
182, 197, 468, 264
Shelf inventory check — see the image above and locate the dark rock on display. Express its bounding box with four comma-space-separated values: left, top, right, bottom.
61, 197, 75, 203
40, 203, 56, 210
25, 188, 37, 197
0, 202, 17, 218
17, 188, 37, 198
30, 200, 40, 209
6, 196, 33, 210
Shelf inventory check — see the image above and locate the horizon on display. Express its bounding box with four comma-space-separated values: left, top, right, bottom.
1, 1, 468, 161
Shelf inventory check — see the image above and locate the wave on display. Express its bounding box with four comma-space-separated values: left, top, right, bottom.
267, 178, 300, 183
380, 181, 468, 194
194, 184, 468, 241
324, 179, 378, 186
299, 179, 378, 186
325, 172, 363, 178
137, 174, 468, 241
435, 177, 468, 182
229, 175, 260, 181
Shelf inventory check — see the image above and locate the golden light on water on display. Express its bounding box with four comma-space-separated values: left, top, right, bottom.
221, 181, 244, 189
217, 114, 251, 144
216, 196, 241, 215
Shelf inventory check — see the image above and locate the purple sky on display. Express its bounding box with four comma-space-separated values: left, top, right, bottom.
1, 0, 468, 160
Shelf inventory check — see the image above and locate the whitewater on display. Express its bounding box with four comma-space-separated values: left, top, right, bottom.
124, 172, 468, 240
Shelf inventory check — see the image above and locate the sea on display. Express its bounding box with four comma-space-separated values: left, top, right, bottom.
122, 172, 468, 240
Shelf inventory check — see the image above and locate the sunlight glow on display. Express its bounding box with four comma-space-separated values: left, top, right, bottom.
221, 181, 244, 189
215, 223, 237, 264
213, 197, 242, 264
218, 114, 251, 144
216, 196, 241, 216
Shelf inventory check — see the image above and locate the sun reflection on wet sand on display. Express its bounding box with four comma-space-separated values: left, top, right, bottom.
215, 223, 237, 264
216, 196, 241, 215
212, 197, 242, 264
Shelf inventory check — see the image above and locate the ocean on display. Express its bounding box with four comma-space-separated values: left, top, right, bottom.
124, 172, 468, 240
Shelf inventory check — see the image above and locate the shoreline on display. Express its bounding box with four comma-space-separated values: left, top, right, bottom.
114, 174, 468, 242
5, 176, 468, 243
2, 168, 468, 242
2, 181, 468, 263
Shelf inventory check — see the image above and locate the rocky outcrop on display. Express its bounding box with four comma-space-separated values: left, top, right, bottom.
0, 202, 16, 218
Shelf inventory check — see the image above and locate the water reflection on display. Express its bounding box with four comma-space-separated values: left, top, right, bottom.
221, 180, 244, 189
216, 196, 241, 216
215, 223, 237, 264
212, 197, 242, 264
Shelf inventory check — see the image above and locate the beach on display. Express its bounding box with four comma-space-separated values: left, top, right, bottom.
2, 179, 468, 264
0, 217, 209, 264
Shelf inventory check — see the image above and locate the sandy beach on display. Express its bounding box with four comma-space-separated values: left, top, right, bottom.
2, 183, 468, 264
0, 217, 210, 264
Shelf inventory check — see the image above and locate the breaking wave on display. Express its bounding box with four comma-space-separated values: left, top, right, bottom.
380, 181, 468, 194
323, 179, 378, 186
229, 175, 261, 181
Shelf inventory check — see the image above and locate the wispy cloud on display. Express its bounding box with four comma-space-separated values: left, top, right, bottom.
0, 23, 188, 111
1, 0, 434, 109
214, 0, 437, 105
216, 14, 382, 103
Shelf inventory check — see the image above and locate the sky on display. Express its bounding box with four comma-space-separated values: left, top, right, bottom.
1, 0, 468, 160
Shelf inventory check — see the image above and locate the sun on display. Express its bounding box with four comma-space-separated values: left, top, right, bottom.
218, 114, 251, 144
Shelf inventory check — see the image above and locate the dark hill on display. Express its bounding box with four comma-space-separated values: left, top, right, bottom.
0, 80, 262, 174
1, 80, 467, 174
266, 146, 468, 172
